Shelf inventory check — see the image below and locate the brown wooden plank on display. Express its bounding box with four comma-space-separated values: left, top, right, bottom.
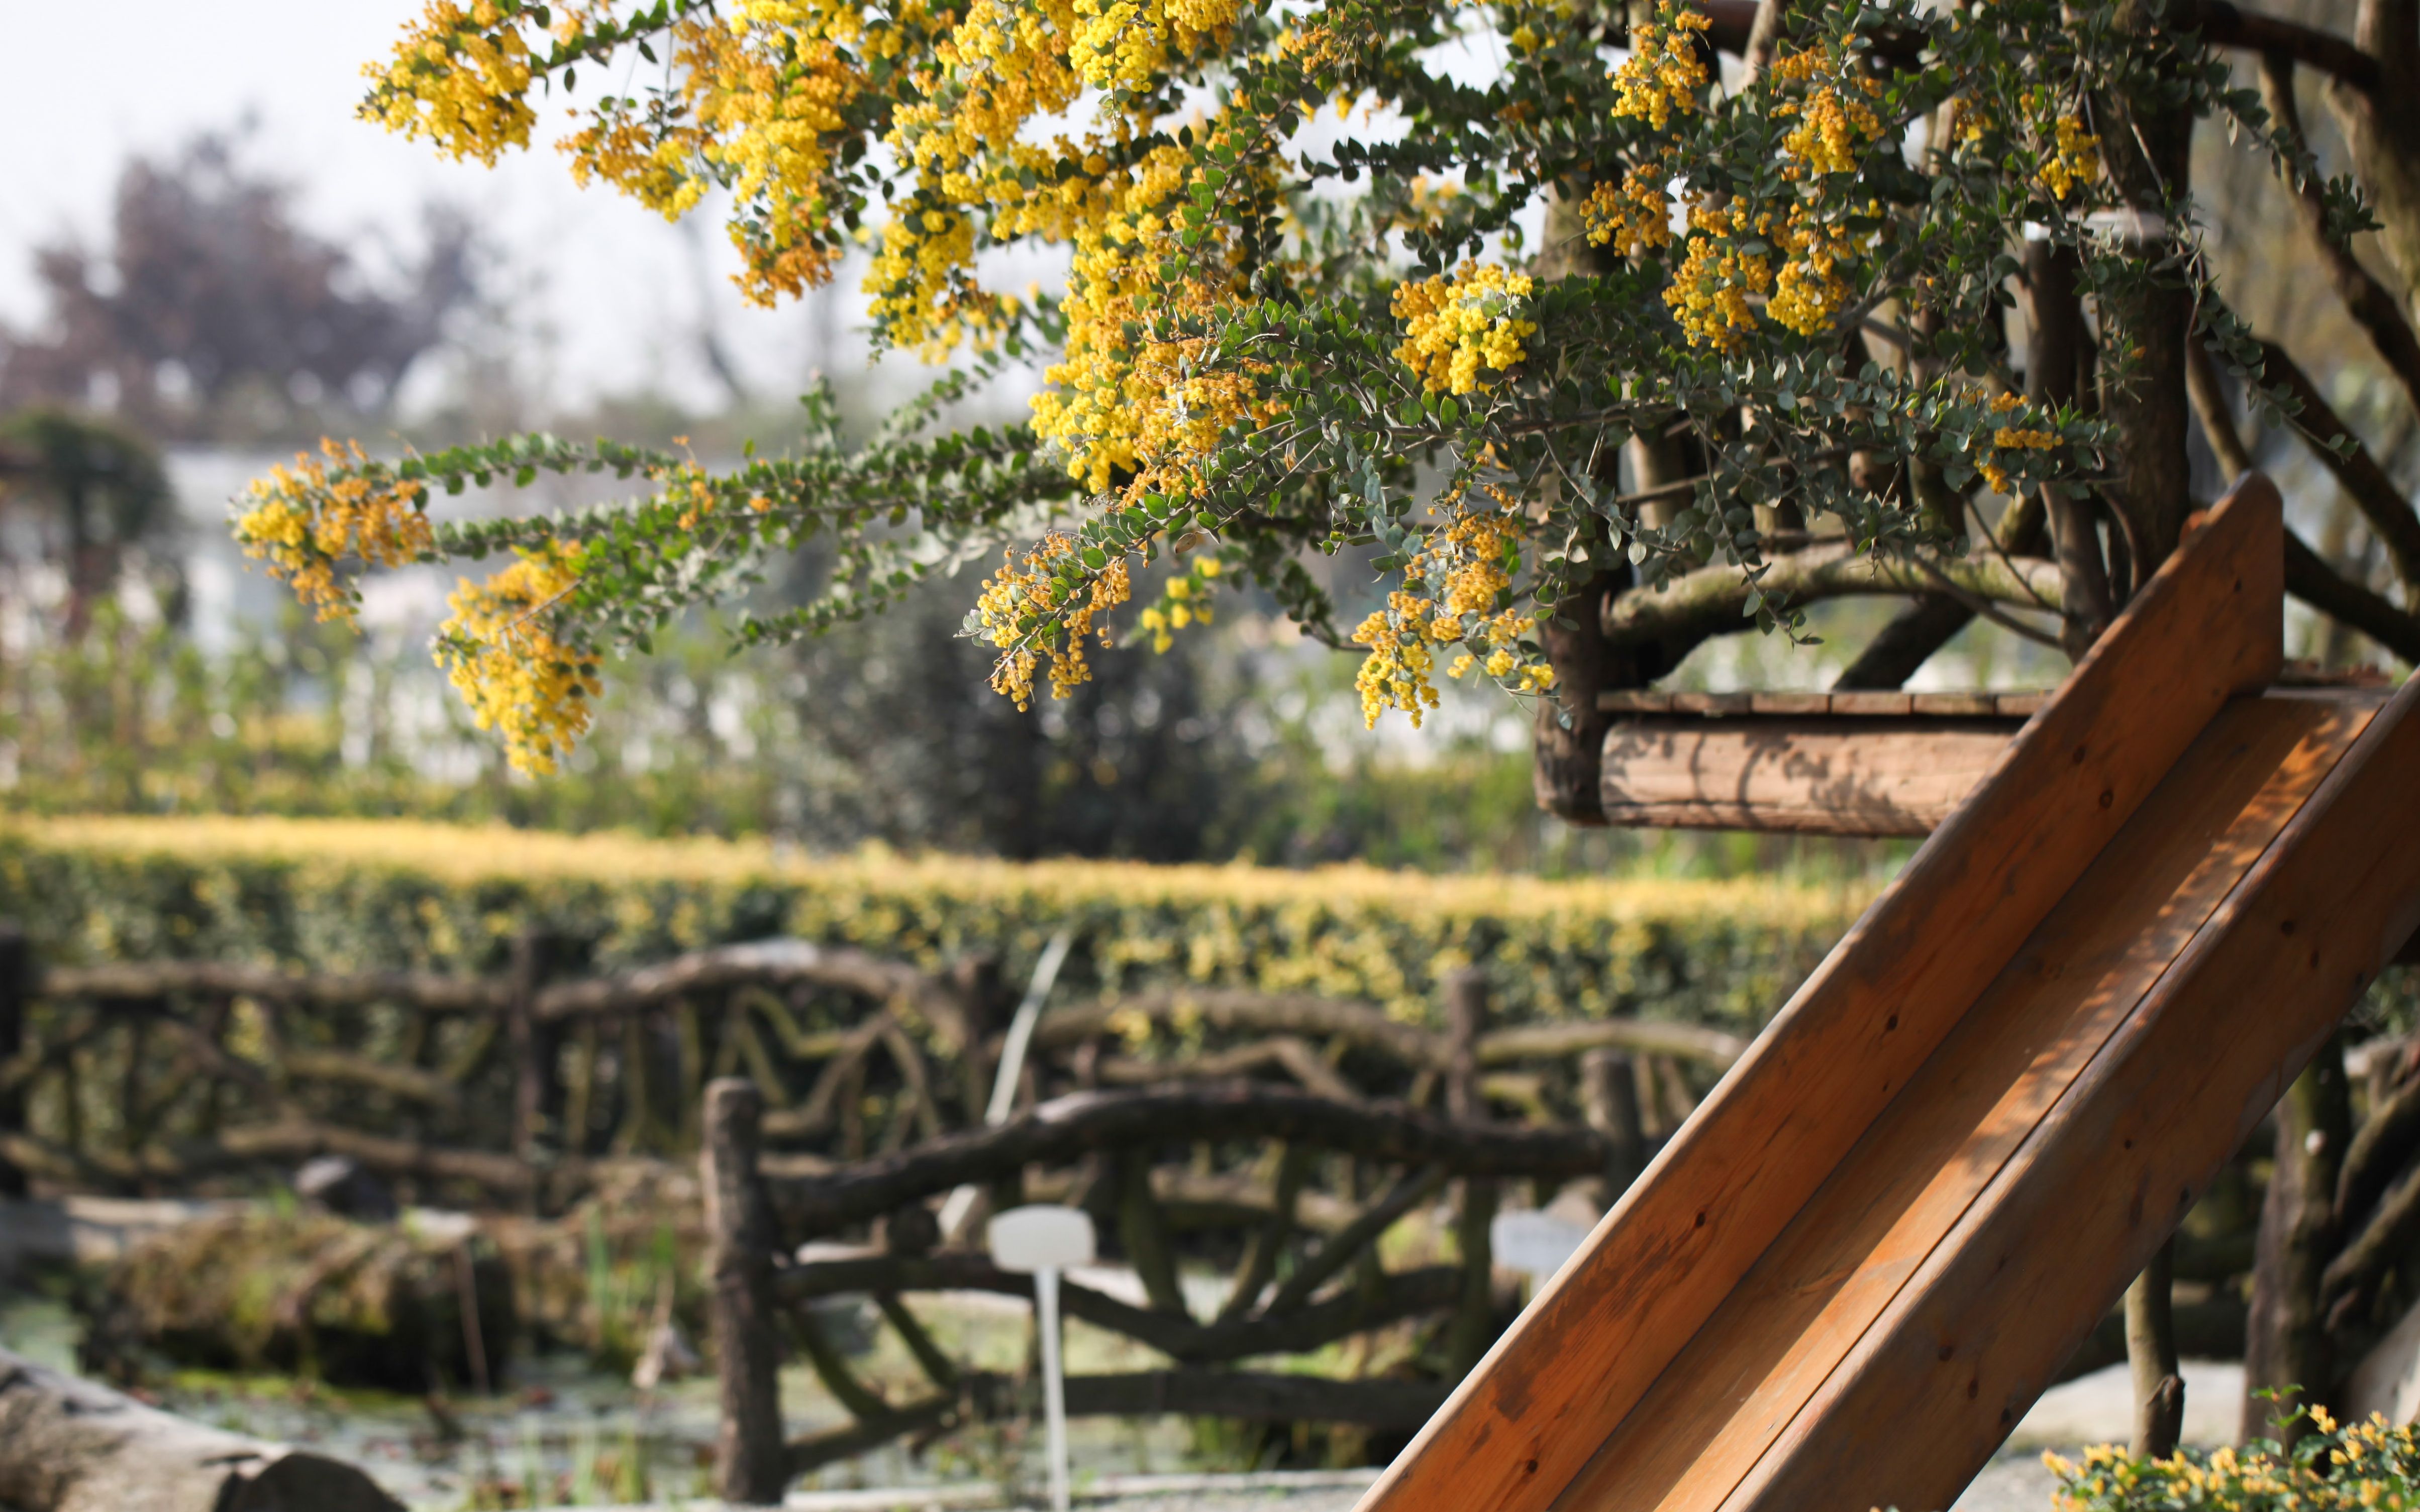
1669, 692, 1756, 716
1598, 720, 2014, 836
1906, 692, 1999, 717
1352, 475, 2284, 1512
1729, 670, 2420, 1512
1596, 690, 1676, 715
1995, 691, 2050, 717
1827, 691, 1912, 716
1551, 692, 2373, 1512
1746, 692, 1831, 716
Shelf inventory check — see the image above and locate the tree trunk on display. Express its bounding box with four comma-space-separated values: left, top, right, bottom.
0, 1345, 400, 1512
2242, 1038, 2350, 1446
2099, 25, 2197, 572
2330, 0, 2420, 325
2126, 1238, 2184, 1457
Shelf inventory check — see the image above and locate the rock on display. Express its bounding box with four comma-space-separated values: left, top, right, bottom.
0, 1344, 402, 1512
293, 1157, 398, 1222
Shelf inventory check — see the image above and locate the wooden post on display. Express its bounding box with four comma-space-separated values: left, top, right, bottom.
1443, 968, 1497, 1376
0, 924, 27, 1197
704, 1078, 787, 1504
508, 928, 561, 1163
1580, 1047, 1648, 1211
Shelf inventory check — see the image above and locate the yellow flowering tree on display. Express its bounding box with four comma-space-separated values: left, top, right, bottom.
234, 0, 2420, 781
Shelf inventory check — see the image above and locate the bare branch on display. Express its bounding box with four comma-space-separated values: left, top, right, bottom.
2283, 526, 2420, 662
1601, 542, 2063, 649
2187, 339, 2258, 479
2259, 54, 2420, 419
2260, 340, 2420, 593
2190, 1, 2380, 92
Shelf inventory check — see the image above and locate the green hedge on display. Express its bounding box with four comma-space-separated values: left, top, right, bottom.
0, 816, 1874, 1031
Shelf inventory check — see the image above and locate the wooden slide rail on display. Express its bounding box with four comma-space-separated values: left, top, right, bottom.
1358, 476, 2420, 1512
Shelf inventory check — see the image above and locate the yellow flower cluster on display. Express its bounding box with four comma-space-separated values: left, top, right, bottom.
1582, 163, 1676, 257
363, 1, 541, 163
371, 4, 870, 307
1135, 556, 1221, 652
1351, 501, 1552, 727
2047, 1407, 2420, 1509
233, 440, 435, 622
1028, 142, 1276, 495
1392, 263, 1539, 396
1610, 8, 1711, 131
1768, 44, 1886, 178
972, 533, 1135, 707
435, 545, 602, 776
1766, 210, 1862, 336
1666, 202, 1774, 352
2037, 113, 2101, 201
1977, 395, 2061, 493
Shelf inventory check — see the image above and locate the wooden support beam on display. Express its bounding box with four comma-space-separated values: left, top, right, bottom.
1598, 716, 2023, 836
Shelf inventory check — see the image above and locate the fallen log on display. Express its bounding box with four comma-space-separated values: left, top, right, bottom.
0, 1344, 402, 1512
88, 1212, 515, 1393
766, 1083, 1610, 1239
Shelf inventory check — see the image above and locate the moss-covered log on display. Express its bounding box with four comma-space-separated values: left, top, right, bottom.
89, 1213, 514, 1393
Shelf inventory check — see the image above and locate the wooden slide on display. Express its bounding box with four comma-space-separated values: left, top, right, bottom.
1358, 475, 2420, 1512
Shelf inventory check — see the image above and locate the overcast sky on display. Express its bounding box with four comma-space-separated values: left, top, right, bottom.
0, 0, 872, 413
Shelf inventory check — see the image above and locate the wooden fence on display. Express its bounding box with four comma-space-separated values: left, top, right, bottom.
0, 925, 1744, 1214
699, 970, 1706, 1501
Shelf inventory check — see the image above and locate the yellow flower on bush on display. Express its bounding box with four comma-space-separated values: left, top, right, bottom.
435, 543, 601, 776
1610, 7, 1711, 131
1583, 163, 1677, 258
1393, 262, 1538, 396
233, 440, 434, 622
2038, 114, 2101, 201
972, 532, 1135, 708
1351, 498, 1553, 727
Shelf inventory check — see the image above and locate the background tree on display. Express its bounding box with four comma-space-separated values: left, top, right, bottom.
0, 130, 485, 443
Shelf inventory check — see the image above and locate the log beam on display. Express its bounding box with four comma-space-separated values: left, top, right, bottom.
1598, 716, 2022, 836
0, 1345, 401, 1512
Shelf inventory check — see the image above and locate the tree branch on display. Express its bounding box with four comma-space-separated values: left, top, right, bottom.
765, 1083, 1612, 1240
2188, 339, 2258, 479
2283, 526, 2420, 662
2259, 53, 2420, 421
2189, 1, 2381, 92
1601, 542, 2063, 649
776, 1252, 1466, 1363
2260, 340, 2420, 593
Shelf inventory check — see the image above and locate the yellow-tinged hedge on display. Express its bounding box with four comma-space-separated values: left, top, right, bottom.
0, 816, 1877, 1030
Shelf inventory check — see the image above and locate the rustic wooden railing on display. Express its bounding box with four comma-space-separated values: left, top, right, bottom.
0, 928, 1737, 1218
701, 971, 1676, 1500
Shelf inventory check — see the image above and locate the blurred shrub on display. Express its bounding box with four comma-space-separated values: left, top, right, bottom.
2044, 1410, 2420, 1510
